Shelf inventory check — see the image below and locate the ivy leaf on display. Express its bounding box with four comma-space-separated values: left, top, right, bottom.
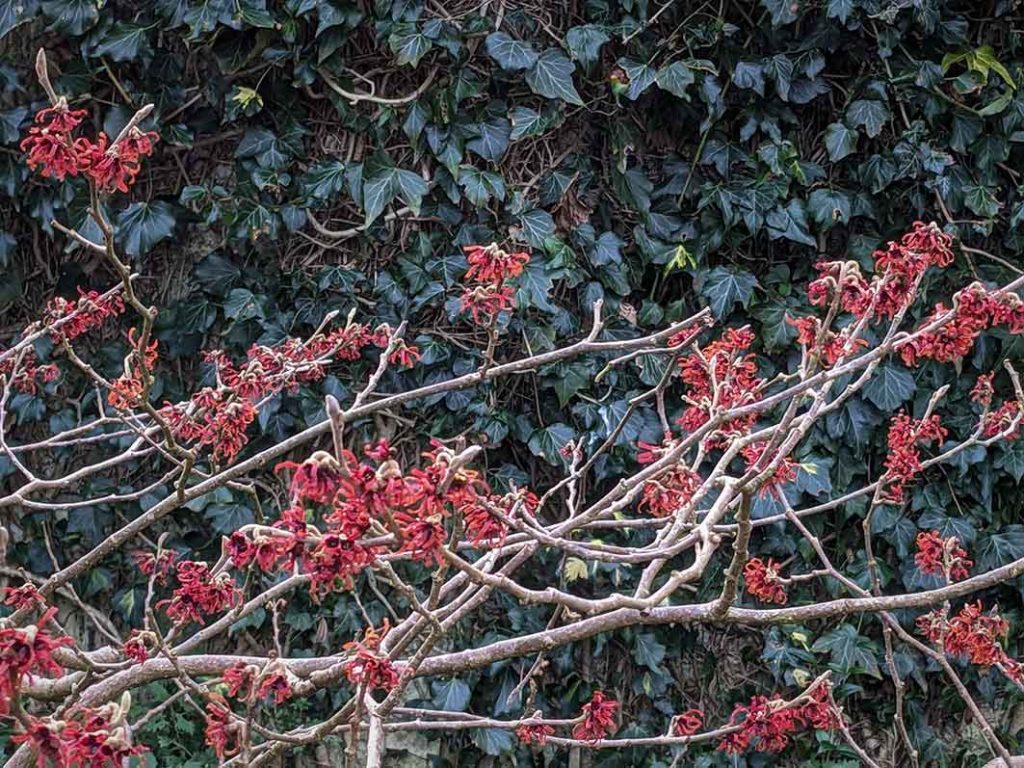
827, 0, 855, 22
516, 208, 556, 249
528, 422, 574, 465
389, 23, 432, 67
697, 266, 758, 319
471, 729, 514, 756
845, 99, 889, 138
753, 299, 799, 351
632, 633, 667, 671
975, 526, 1024, 570
194, 253, 241, 295
656, 61, 695, 99
509, 106, 544, 140
733, 61, 766, 96
362, 170, 395, 225
42, 0, 99, 35
863, 364, 916, 412
394, 168, 429, 214
485, 32, 538, 71
963, 184, 1001, 218
811, 624, 882, 679
526, 49, 584, 106
91, 22, 151, 61
117, 201, 177, 257
995, 442, 1024, 483
458, 166, 505, 207
0, 0, 39, 40
761, 0, 799, 26
807, 188, 852, 229
618, 58, 658, 101
301, 160, 346, 201
466, 118, 511, 162
766, 199, 816, 246
432, 679, 472, 712
824, 122, 858, 162
565, 24, 609, 67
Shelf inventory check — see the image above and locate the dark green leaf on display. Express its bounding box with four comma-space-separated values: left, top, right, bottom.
117, 201, 177, 258
485, 32, 538, 71
526, 49, 584, 106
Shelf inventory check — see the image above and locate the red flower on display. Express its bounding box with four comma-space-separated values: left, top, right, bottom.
744, 558, 788, 605
257, 670, 294, 705
133, 548, 177, 583
76, 128, 159, 193
944, 602, 1015, 670
204, 701, 241, 759
516, 722, 556, 746
388, 340, 421, 368
640, 465, 702, 518
20, 103, 88, 180
883, 413, 946, 502
717, 691, 828, 755
914, 530, 972, 582
983, 400, 1022, 440
673, 708, 704, 736
2, 584, 45, 610
343, 623, 402, 693
460, 283, 517, 322
572, 691, 619, 742
43, 288, 125, 344
157, 560, 240, 625
122, 630, 151, 663
464, 244, 530, 283
0, 608, 74, 716
12, 707, 145, 768
276, 451, 342, 504
741, 442, 798, 497
972, 373, 995, 407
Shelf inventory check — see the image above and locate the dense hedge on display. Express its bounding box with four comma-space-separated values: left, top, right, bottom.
2, 0, 1024, 765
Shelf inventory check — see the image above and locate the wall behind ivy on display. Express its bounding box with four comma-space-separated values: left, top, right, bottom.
2, 0, 1024, 765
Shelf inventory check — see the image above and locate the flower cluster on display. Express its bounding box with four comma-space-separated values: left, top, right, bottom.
459, 243, 530, 323
342, 622, 402, 693
12, 704, 145, 767
744, 558, 788, 605
204, 701, 242, 760
637, 441, 703, 518
717, 686, 836, 754
223, 439, 531, 595
571, 691, 619, 742
0, 608, 73, 716
917, 601, 1022, 683
673, 708, 704, 737
677, 327, 762, 448
516, 722, 556, 746
808, 222, 954, 323
900, 284, 1024, 367
156, 560, 240, 626
741, 442, 798, 497
787, 314, 868, 367
158, 321, 413, 463
2, 583, 45, 611
222, 661, 294, 705
914, 531, 972, 582
108, 329, 159, 410
883, 413, 947, 503
22, 101, 158, 193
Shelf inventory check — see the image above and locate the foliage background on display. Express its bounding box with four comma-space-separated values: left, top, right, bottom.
2, 0, 1024, 765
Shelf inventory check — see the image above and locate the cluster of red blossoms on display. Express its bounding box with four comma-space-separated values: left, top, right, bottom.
636, 441, 702, 518
203, 701, 241, 760
806, 222, 954, 322
159, 321, 416, 463
1, 288, 126, 395
222, 661, 294, 705
914, 530, 972, 582
571, 691, 619, 742
21, 101, 158, 193
883, 413, 947, 503
12, 704, 145, 767
677, 327, 763, 448
717, 686, 836, 754
672, 707, 705, 737
740, 441, 799, 497
516, 721, 557, 746
342, 622, 402, 693
0, 608, 72, 716
744, 557, 788, 605
917, 601, 1023, 683
459, 243, 530, 323
156, 560, 240, 626
973, 373, 1024, 441
221, 440, 536, 598
108, 329, 158, 410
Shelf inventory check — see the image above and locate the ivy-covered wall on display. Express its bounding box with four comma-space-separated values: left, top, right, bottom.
2, 0, 1024, 764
